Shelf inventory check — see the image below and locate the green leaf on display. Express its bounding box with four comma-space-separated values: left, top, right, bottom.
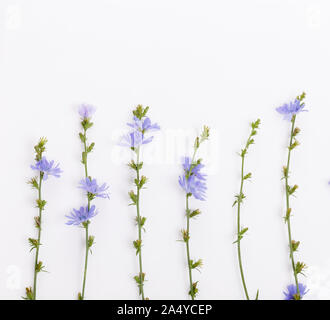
133, 105, 149, 120
133, 240, 142, 255
129, 191, 137, 205
190, 259, 203, 271
233, 227, 248, 244
296, 92, 306, 102
189, 209, 201, 219
79, 132, 86, 143
88, 235, 95, 249
34, 216, 41, 229
27, 177, 39, 189
35, 261, 47, 273
287, 184, 298, 195
243, 173, 252, 180
200, 126, 210, 143
87, 142, 95, 153
28, 238, 40, 252
134, 272, 146, 296
233, 193, 245, 207
194, 137, 200, 150
81, 119, 93, 130
181, 229, 190, 243
136, 216, 147, 231
23, 287, 34, 300
34, 137, 47, 161
295, 261, 307, 275
36, 199, 47, 210
291, 240, 300, 252
189, 282, 199, 300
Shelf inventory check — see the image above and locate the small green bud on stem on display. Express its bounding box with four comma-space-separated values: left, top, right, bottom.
295, 261, 307, 275
181, 229, 190, 243
24, 287, 34, 300
129, 191, 137, 205
291, 240, 300, 252
133, 240, 142, 255
189, 281, 199, 300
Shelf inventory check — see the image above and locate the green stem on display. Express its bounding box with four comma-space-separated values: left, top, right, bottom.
285, 115, 300, 295
81, 220, 89, 299
237, 155, 250, 300
81, 128, 90, 300
135, 147, 145, 300
185, 194, 194, 300
184, 147, 198, 300
83, 129, 88, 178
33, 173, 43, 300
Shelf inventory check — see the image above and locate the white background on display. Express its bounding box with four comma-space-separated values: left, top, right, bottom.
0, 0, 329, 300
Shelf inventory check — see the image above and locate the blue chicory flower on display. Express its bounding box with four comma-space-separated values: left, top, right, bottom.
127, 116, 160, 133
119, 115, 160, 149
79, 104, 96, 119
276, 99, 307, 121
31, 157, 62, 180
179, 175, 207, 201
66, 205, 98, 225
283, 283, 308, 300
78, 177, 109, 199
179, 157, 207, 201
182, 157, 206, 181
118, 131, 154, 149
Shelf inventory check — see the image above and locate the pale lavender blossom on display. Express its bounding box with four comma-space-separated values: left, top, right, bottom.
78, 104, 96, 119
127, 116, 160, 133
182, 157, 206, 181
179, 157, 207, 201
276, 99, 307, 121
179, 175, 207, 201
78, 177, 109, 199
31, 157, 62, 180
66, 205, 98, 225
119, 114, 160, 149
284, 283, 308, 300
118, 131, 154, 149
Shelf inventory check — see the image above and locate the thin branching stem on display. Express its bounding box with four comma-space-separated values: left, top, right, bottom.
185, 194, 194, 300
135, 147, 145, 300
234, 119, 260, 300
284, 115, 300, 296
33, 173, 43, 300
237, 154, 249, 300
185, 147, 198, 300
81, 127, 90, 300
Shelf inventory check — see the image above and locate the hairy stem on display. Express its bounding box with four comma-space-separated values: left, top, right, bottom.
184, 147, 198, 300
33, 173, 43, 300
135, 147, 145, 300
235, 121, 260, 300
81, 221, 89, 299
285, 115, 300, 295
185, 194, 194, 300
237, 155, 250, 300
81, 128, 90, 300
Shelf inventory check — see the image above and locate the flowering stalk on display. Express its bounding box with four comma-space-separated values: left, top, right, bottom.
119, 105, 160, 300
233, 119, 260, 300
25, 138, 62, 300
132, 146, 145, 300
66, 104, 109, 300
80, 111, 93, 300
277, 93, 308, 300
179, 126, 209, 300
